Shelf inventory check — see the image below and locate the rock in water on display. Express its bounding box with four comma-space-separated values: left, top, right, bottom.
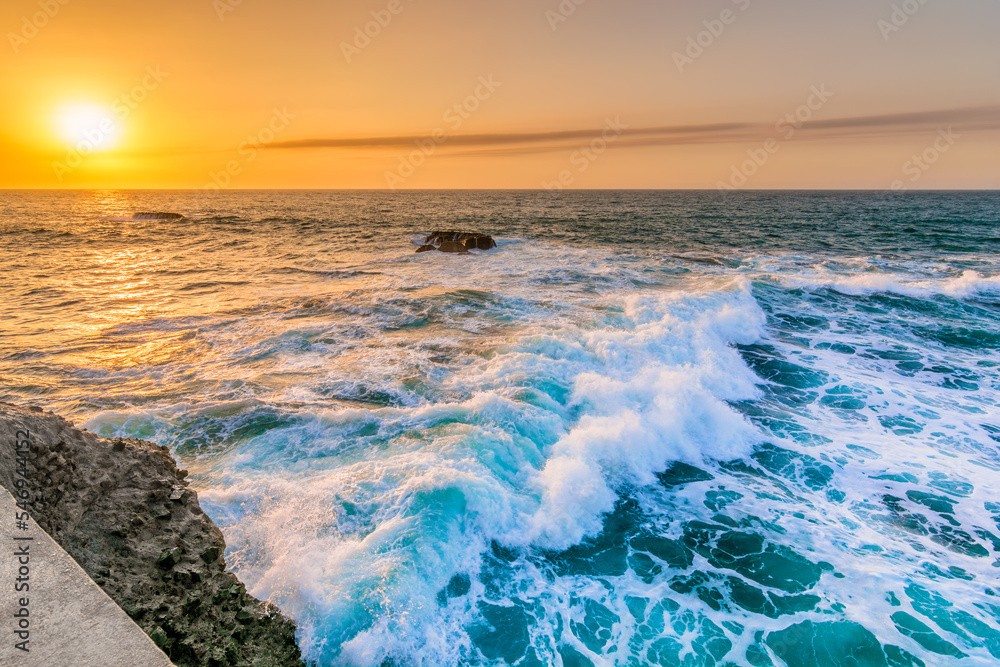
133, 212, 185, 220
0, 402, 303, 667
464, 235, 496, 250
438, 240, 470, 253
419, 230, 497, 253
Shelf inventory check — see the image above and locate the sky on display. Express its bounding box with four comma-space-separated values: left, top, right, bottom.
1, 0, 998, 189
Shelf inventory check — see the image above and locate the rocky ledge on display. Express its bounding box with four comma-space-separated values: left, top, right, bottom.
0, 402, 303, 667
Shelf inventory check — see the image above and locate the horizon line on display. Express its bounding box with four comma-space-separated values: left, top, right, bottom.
2, 188, 999, 192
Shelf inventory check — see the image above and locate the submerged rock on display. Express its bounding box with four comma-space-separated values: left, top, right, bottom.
0, 403, 303, 667
134, 211, 185, 220
418, 230, 497, 253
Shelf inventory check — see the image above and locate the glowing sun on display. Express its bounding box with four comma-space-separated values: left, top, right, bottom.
56, 104, 122, 150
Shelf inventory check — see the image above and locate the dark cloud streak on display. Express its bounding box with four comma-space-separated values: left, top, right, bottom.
266, 105, 1000, 155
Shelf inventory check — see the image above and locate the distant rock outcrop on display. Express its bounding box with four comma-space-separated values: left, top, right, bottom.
134, 212, 185, 220
0, 403, 303, 667
417, 231, 497, 253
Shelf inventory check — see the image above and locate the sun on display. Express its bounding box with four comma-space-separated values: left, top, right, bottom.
55, 103, 122, 151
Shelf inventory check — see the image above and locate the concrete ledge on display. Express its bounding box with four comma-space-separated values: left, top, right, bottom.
1, 487, 174, 666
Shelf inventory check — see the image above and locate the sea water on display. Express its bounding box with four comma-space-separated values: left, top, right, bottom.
1, 190, 999, 666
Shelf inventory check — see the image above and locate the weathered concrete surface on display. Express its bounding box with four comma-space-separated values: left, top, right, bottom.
1, 487, 175, 666
0, 403, 303, 667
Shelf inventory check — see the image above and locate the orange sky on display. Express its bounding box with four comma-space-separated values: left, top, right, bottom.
1, 0, 998, 189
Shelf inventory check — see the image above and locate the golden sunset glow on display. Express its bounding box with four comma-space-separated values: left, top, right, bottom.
55, 103, 122, 150
1, 1, 998, 189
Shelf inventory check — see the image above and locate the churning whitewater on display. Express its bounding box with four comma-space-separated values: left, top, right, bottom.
1, 190, 998, 666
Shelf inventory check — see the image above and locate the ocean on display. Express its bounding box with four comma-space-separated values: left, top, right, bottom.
1, 190, 999, 666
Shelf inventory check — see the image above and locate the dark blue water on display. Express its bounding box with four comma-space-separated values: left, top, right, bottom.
1, 190, 999, 666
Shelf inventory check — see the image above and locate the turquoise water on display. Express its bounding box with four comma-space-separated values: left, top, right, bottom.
2, 190, 999, 666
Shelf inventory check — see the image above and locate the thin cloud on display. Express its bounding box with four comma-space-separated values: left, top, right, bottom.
266, 105, 1000, 156
803, 106, 1000, 130
267, 122, 752, 150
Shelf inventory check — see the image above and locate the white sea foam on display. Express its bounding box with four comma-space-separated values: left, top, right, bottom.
196, 280, 769, 663
72, 238, 1000, 665
777, 267, 1000, 299
524, 287, 765, 550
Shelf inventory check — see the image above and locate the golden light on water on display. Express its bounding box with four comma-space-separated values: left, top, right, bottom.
55, 103, 122, 151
